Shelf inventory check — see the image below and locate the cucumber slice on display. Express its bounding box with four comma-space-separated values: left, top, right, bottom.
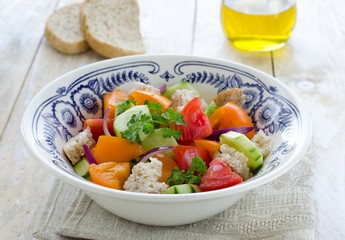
220, 131, 263, 172
165, 184, 200, 194
141, 129, 178, 158
162, 82, 198, 99
114, 105, 151, 142
205, 100, 217, 116
73, 157, 89, 178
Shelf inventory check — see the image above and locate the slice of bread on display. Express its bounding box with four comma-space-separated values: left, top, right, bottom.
80, 0, 145, 58
212, 88, 244, 107
45, 3, 90, 54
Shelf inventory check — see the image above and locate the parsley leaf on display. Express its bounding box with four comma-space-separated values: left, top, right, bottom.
166, 168, 186, 186
145, 101, 186, 140
144, 101, 163, 128
162, 128, 182, 140
121, 111, 154, 144
120, 100, 186, 144
167, 157, 207, 186
162, 108, 185, 126
116, 99, 136, 117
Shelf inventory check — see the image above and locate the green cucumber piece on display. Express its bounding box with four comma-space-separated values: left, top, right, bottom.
113, 105, 151, 142
165, 184, 200, 194
73, 157, 89, 178
220, 131, 263, 172
141, 129, 178, 158
205, 100, 217, 116
162, 82, 198, 99
84, 174, 91, 181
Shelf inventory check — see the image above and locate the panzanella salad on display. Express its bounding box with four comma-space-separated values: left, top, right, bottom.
63, 82, 271, 194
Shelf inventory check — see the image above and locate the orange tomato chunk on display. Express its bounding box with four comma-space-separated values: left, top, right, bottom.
208, 102, 255, 139
131, 90, 172, 111
89, 162, 130, 189
193, 139, 220, 157
103, 89, 129, 118
94, 136, 144, 163
153, 153, 178, 184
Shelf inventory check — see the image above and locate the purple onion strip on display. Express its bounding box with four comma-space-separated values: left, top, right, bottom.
139, 146, 174, 162
158, 84, 167, 93
103, 106, 112, 136
206, 126, 254, 141
82, 144, 98, 165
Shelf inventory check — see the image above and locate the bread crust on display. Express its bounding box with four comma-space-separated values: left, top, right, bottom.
80, 0, 145, 58
45, 3, 90, 54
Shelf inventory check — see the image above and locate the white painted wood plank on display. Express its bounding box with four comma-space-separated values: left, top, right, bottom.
0, 0, 59, 138
272, 0, 345, 238
139, 0, 196, 54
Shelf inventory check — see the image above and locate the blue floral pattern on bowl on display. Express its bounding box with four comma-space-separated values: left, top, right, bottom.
30, 58, 302, 180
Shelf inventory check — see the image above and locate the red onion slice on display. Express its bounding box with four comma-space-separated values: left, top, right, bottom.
158, 84, 167, 93
82, 144, 98, 165
139, 146, 174, 162
103, 106, 112, 136
206, 126, 254, 141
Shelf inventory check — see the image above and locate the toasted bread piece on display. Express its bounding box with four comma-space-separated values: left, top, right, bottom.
80, 0, 145, 58
45, 3, 90, 54
214, 144, 252, 180
63, 127, 95, 165
213, 88, 244, 107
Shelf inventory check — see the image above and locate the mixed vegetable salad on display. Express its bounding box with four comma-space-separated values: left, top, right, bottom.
63, 82, 271, 194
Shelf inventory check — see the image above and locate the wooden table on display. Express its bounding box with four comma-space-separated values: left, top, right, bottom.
1, 0, 344, 239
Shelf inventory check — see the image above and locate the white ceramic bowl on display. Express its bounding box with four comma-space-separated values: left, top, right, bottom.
22, 55, 312, 226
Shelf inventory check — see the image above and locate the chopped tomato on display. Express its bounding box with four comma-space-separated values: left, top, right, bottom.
208, 102, 255, 139
131, 90, 172, 111
176, 97, 213, 144
173, 145, 212, 171
193, 139, 220, 157
103, 89, 129, 119
93, 136, 144, 163
88, 162, 130, 190
83, 118, 115, 141
199, 158, 243, 191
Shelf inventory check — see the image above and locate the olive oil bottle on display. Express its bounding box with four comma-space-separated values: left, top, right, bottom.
221, 0, 296, 51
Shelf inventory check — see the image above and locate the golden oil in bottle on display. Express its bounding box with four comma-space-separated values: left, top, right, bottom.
221, 0, 296, 51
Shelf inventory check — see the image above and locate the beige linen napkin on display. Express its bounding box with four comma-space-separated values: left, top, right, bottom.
33, 152, 317, 240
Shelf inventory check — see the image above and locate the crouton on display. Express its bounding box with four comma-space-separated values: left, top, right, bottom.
214, 144, 252, 180
132, 82, 161, 94
171, 89, 207, 111
63, 127, 95, 165
123, 158, 168, 194
212, 88, 244, 107
251, 130, 271, 158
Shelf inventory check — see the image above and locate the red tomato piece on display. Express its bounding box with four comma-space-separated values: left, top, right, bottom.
173, 145, 211, 171
199, 158, 243, 192
83, 118, 115, 141
176, 97, 213, 144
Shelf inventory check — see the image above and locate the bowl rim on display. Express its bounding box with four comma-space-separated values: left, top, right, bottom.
21, 54, 312, 202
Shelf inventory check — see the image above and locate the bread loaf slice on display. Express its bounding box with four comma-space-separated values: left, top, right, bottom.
45, 3, 90, 54
81, 0, 145, 58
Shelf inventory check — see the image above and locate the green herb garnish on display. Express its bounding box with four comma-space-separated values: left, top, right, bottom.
167, 157, 207, 186
121, 101, 185, 144
115, 99, 136, 117
121, 111, 154, 144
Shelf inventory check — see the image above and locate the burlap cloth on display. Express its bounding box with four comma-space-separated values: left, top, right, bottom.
33, 151, 317, 240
